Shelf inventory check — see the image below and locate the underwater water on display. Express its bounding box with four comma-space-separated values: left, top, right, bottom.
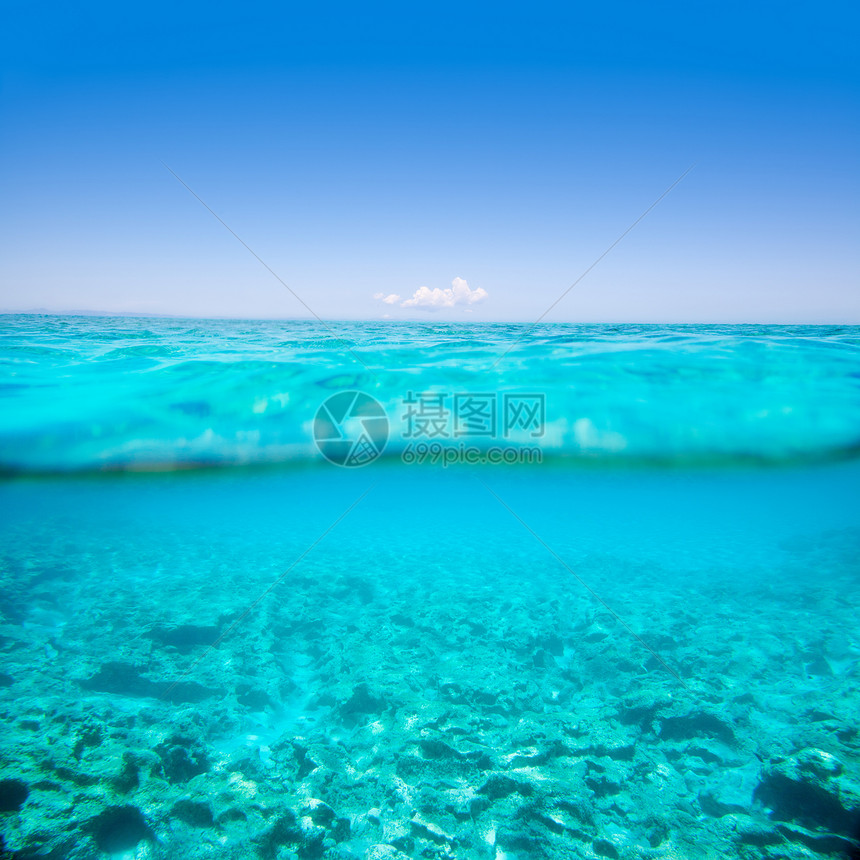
1, 316, 859, 860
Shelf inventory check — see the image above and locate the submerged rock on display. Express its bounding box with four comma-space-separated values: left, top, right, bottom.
754, 748, 860, 836
145, 623, 220, 654
0, 777, 29, 812
86, 805, 154, 854
80, 660, 219, 703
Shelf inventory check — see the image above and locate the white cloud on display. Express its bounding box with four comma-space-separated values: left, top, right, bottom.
374, 292, 401, 305
373, 277, 488, 311
401, 277, 488, 310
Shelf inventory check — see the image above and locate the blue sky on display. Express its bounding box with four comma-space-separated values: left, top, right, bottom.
1, 2, 858, 321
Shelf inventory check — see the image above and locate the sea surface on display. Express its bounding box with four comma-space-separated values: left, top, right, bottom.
1, 315, 859, 860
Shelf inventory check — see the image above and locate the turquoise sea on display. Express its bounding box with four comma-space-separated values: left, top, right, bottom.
1, 316, 859, 859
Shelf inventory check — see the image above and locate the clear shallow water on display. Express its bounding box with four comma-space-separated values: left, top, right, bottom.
3, 316, 860, 471
1, 316, 859, 859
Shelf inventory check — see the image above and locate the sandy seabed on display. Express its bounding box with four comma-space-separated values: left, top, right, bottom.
1, 469, 859, 860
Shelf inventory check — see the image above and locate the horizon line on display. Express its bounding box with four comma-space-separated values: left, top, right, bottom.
2, 310, 859, 326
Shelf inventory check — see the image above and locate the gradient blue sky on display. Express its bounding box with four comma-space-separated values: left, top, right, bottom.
1, 1, 858, 321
